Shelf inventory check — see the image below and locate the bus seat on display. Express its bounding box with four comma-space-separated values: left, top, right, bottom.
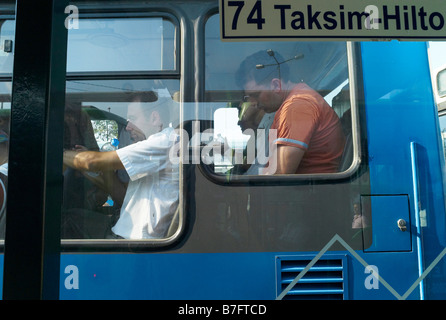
338, 131, 353, 172
331, 85, 350, 119
331, 86, 353, 172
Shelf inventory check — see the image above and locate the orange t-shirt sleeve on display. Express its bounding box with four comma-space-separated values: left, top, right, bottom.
273, 98, 318, 150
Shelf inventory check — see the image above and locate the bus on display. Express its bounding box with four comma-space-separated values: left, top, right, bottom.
1, 0, 446, 300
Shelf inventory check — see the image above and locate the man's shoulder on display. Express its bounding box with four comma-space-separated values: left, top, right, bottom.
289, 83, 323, 100
285, 83, 330, 111
138, 127, 178, 149
150, 127, 178, 143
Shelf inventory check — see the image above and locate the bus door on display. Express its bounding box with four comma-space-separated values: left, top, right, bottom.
360, 41, 446, 299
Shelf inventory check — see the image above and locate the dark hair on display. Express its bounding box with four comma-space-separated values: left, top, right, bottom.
235, 50, 290, 88
147, 100, 171, 127
130, 91, 170, 127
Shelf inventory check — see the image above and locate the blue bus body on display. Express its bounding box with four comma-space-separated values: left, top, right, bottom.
59, 42, 446, 300
1, 1, 446, 300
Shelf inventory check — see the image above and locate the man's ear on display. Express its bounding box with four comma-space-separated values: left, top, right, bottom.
271, 78, 282, 93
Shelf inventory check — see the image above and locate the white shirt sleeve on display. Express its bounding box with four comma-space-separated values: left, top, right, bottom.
116, 127, 177, 181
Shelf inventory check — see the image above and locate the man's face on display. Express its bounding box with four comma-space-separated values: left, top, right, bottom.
238, 102, 264, 131
243, 79, 280, 114
125, 102, 153, 142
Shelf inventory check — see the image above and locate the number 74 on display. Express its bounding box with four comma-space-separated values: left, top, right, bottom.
228, 0, 265, 30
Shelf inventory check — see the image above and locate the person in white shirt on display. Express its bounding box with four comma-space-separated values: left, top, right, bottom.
63, 95, 179, 239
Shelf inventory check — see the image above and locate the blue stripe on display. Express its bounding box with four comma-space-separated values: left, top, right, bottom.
274, 138, 308, 149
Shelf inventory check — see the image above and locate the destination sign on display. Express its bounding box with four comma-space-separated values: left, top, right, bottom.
220, 0, 446, 41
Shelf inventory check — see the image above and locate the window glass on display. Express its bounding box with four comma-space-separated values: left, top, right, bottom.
0, 19, 14, 74
61, 16, 180, 241
67, 17, 176, 72
0, 83, 8, 240
204, 15, 352, 178
439, 114, 446, 160
62, 79, 180, 240
0, 20, 12, 240
438, 69, 446, 97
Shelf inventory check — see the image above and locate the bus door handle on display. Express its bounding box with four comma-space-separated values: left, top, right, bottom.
397, 218, 407, 232
410, 141, 425, 300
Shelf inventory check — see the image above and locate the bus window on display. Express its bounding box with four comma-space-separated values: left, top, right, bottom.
436, 68, 446, 111
438, 69, 446, 97
0, 18, 13, 240
203, 14, 354, 180
61, 16, 181, 242
67, 17, 176, 72
439, 113, 446, 160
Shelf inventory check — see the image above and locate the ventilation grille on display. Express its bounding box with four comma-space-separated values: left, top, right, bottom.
276, 255, 349, 300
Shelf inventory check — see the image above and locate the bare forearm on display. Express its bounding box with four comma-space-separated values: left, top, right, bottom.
63, 150, 124, 172
64, 150, 97, 171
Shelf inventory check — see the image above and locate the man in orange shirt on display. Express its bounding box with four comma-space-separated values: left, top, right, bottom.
236, 50, 345, 174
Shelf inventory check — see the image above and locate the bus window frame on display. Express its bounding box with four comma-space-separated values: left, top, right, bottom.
67, 11, 180, 77
61, 11, 185, 250
197, 13, 363, 186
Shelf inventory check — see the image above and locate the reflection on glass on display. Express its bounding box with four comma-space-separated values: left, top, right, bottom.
0, 19, 15, 74
0, 108, 9, 239
67, 17, 176, 72
0, 18, 13, 241
204, 15, 352, 177
61, 15, 180, 241
61, 80, 180, 240
439, 115, 446, 160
